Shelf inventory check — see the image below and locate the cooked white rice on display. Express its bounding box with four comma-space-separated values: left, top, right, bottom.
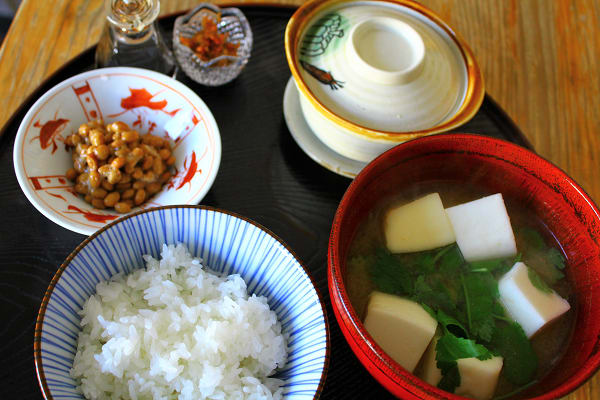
70, 244, 287, 400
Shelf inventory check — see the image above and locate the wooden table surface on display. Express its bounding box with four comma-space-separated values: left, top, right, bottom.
1, 0, 598, 399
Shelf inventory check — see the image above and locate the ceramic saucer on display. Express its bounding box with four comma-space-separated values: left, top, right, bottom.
283, 77, 365, 178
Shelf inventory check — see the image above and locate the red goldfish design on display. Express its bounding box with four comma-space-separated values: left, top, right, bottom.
108, 88, 181, 118
30, 111, 69, 154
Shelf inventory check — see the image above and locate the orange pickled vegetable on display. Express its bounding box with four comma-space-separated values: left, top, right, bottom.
180, 16, 240, 66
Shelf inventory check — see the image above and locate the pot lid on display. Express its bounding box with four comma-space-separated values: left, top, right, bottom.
295, 1, 470, 132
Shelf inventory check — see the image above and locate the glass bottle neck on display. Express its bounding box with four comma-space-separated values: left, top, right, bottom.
106, 0, 160, 35
96, 0, 175, 75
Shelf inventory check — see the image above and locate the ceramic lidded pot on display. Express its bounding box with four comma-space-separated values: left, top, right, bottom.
285, 0, 484, 163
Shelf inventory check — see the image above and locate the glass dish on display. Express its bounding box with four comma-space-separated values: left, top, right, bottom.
173, 3, 253, 86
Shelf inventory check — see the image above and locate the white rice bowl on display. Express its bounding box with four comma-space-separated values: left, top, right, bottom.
35, 206, 329, 400
71, 244, 287, 400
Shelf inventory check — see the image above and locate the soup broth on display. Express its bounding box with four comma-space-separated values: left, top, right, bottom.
345, 181, 575, 399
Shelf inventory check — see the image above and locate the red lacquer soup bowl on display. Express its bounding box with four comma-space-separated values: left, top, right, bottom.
328, 133, 600, 399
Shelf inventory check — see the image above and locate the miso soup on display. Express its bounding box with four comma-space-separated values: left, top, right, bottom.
345, 181, 575, 399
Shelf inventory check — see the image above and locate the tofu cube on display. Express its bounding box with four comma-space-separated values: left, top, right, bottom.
499, 262, 571, 337
420, 337, 503, 400
384, 193, 456, 253
419, 335, 442, 386
454, 356, 504, 400
364, 292, 437, 372
445, 193, 517, 262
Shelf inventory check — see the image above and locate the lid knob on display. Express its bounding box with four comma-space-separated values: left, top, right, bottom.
346, 17, 425, 85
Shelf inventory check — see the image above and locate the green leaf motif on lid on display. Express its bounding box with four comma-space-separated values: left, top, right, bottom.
300, 13, 349, 58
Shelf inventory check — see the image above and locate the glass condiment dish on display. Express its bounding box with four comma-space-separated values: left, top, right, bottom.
173, 3, 253, 86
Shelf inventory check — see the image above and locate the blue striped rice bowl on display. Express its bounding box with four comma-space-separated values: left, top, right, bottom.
34, 205, 329, 399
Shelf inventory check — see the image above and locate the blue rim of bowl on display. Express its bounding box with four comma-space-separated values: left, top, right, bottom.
34, 204, 331, 400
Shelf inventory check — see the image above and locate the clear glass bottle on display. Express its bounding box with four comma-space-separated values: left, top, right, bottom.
95, 0, 175, 75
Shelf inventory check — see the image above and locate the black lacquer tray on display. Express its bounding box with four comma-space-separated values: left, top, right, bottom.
0, 7, 531, 399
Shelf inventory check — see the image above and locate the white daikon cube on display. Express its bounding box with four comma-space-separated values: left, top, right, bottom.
384, 193, 456, 253
364, 292, 437, 372
454, 356, 504, 400
499, 261, 571, 337
445, 193, 517, 262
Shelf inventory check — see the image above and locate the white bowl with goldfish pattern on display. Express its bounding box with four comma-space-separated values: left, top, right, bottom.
13, 67, 221, 236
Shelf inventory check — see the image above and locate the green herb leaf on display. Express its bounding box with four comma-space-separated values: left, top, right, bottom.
490, 322, 538, 385
437, 244, 465, 274
517, 227, 565, 284
462, 272, 498, 342
469, 254, 519, 278
421, 302, 437, 320
547, 247, 566, 270
414, 274, 430, 291
492, 302, 513, 323
436, 333, 493, 363
410, 252, 436, 274
435, 332, 494, 393
469, 259, 505, 273
519, 227, 545, 250
370, 249, 413, 296
527, 267, 553, 294
437, 364, 461, 393
412, 244, 467, 316
435, 308, 469, 338
526, 258, 564, 285
413, 275, 457, 315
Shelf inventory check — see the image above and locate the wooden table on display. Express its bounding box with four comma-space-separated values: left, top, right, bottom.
1, 0, 598, 399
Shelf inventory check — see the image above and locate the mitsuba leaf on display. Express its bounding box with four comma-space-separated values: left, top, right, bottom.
410, 252, 436, 274
423, 305, 468, 338
469, 254, 519, 278
436, 333, 493, 364
435, 309, 469, 338
527, 267, 553, 294
437, 364, 461, 393
490, 322, 538, 385
518, 227, 545, 250
469, 259, 504, 272
414, 274, 430, 290
435, 332, 493, 393
436, 244, 465, 274
413, 275, 457, 315
421, 302, 437, 320
547, 247, 566, 270
491, 301, 514, 323
370, 248, 413, 296
462, 272, 498, 342
526, 258, 564, 285
518, 227, 566, 284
